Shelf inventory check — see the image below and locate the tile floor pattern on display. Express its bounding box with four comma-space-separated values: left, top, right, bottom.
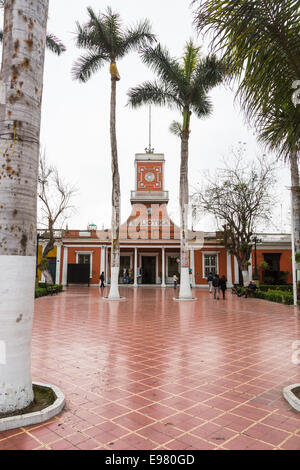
1, 286, 300, 450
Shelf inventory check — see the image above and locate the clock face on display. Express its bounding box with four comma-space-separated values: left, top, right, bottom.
145, 172, 155, 183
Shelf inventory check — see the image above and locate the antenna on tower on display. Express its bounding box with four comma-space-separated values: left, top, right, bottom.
145, 106, 154, 154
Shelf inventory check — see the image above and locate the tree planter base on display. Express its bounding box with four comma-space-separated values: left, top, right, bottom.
103, 297, 127, 301
0, 382, 65, 432
282, 384, 300, 412
173, 297, 198, 301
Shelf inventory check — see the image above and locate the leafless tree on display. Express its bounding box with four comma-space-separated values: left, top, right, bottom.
38, 153, 77, 282
192, 145, 276, 285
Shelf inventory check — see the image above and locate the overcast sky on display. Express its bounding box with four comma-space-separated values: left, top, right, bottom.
34, 0, 291, 232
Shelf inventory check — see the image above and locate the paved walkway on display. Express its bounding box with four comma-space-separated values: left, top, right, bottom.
1, 287, 300, 450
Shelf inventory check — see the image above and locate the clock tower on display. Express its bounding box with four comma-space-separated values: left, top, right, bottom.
130, 151, 169, 205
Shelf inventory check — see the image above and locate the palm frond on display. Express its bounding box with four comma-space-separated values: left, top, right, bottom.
46, 33, 66, 55
72, 52, 107, 82
142, 44, 186, 92
193, 0, 300, 159
169, 121, 182, 137
127, 81, 183, 110
191, 94, 213, 119
120, 19, 156, 56
191, 55, 225, 96
183, 39, 201, 81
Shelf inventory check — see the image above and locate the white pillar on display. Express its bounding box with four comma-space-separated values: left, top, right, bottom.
55, 244, 62, 285
234, 256, 239, 284
62, 246, 68, 286
162, 247, 166, 287
227, 252, 233, 287
106, 248, 109, 284
248, 253, 253, 282
190, 248, 195, 287
100, 246, 105, 277
134, 247, 138, 287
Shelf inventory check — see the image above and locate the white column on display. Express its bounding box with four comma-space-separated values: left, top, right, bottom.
162, 247, 166, 287
248, 253, 253, 282
106, 248, 109, 284
134, 247, 138, 286
234, 255, 239, 284
190, 248, 195, 287
62, 246, 68, 286
40, 241, 47, 282
55, 243, 62, 285
227, 252, 233, 287
100, 246, 105, 277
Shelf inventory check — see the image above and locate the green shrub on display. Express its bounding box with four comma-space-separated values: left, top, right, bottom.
35, 284, 63, 298
260, 284, 292, 292
253, 288, 295, 305
35, 288, 48, 298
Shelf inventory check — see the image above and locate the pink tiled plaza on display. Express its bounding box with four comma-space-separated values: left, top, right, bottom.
1, 286, 300, 451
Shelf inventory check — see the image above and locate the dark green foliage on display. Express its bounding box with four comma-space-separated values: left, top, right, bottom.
35, 284, 63, 298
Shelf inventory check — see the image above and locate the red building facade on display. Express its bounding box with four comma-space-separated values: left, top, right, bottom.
39, 151, 293, 287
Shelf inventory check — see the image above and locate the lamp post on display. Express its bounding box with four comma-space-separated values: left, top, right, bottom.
252, 236, 262, 280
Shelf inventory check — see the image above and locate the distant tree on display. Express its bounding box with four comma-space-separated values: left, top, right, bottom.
128, 41, 225, 298
38, 153, 77, 283
192, 146, 276, 286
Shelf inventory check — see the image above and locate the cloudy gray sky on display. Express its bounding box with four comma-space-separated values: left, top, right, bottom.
37, 0, 291, 232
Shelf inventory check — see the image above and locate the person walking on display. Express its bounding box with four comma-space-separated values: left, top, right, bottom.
207, 272, 214, 293
220, 275, 227, 300
173, 274, 178, 290
100, 272, 105, 288
212, 274, 220, 300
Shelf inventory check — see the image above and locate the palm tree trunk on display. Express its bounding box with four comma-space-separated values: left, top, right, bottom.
179, 131, 192, 299
290, 152, 300, 277
108, 77, 121, 299
0, 0, 49, 413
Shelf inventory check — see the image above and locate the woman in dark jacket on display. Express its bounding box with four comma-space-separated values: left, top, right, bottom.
220, 275, 227, 299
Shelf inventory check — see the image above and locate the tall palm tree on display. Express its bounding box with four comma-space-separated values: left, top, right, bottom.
72, 7, 155, 299
0, 30, 66, 55
194, 0, 300, 270
0, 0, 49, 414
128, 41, 225, 299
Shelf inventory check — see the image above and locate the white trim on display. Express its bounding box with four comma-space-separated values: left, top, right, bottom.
100, 246, 105, 277
202, 252, 219, 278
62, 247, 68, 286
75, 251, 94, 278
162, 247, 166, 287
134, 247, 138, 287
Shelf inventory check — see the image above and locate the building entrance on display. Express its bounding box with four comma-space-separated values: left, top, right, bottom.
142, 256, 156, 284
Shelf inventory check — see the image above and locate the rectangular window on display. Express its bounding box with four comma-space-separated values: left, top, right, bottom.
204, 254, 217, 278
78, 254, 90, 265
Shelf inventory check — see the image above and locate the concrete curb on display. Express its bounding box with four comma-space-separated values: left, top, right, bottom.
173, 297, 198, 301
103, 297, 127, 301
0, 382, 65, 432
282, 383, 300, 412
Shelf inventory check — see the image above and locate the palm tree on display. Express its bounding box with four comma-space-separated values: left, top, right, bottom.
72, 7, 155, 299
0, 30, 66, 55
194, 0, 300, 271
0, 0, 49, 414
128, 41, 225, 299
